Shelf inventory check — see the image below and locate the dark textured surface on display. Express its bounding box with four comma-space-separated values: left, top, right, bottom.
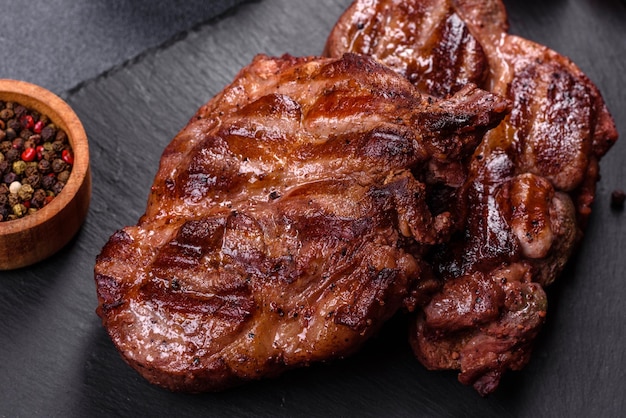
0, 0, 625, 416
0, 0, 245, 93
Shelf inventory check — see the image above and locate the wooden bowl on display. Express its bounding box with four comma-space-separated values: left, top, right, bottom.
0, 79, 91, 270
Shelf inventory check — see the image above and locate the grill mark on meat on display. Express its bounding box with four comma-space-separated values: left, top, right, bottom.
177, 134, 241, 203
324, 0, 488, 97
418, 12, 487, 96
137, 280, 254, 321
508, 62, 593, 191
334, 267, 399, 332
153, 216, 227, 271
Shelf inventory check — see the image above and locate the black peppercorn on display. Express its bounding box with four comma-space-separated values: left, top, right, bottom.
41, 174, 55, 190
5, 128, 16, 141
52, 140, 64, 152
57, 170, 70, 184
29, 134, 41, 145
24, 174, 41, 188
13, 105, 27, 119
0, 206, 9, 221
37, 159, 51, 174
51, 158, 66, 173
7, 119, 20, 131
42, 149, 55, 161
0, 108, 14, 121
3, 172, 18, 184
55, 130, 68, 143
19, 128, 32, 140
5, 148, 19, 163
40, 125, 56, 142
24, 164, 38, 177
31, 188, 46, 208
52, 181, 65, 196
12, 137, 24, 151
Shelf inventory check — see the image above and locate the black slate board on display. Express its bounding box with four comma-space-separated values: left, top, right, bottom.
1, 0, 625, 416
0, 0, 246, 93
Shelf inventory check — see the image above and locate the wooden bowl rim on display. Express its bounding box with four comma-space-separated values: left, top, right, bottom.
0, 79, 90, 236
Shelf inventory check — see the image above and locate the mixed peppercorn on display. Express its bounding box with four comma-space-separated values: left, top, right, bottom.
0, 100, 73, 222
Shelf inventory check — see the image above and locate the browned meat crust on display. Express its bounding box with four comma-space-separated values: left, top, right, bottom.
326, 0, 617, 395
94, 53, 509, 392
324, 0, 490, 98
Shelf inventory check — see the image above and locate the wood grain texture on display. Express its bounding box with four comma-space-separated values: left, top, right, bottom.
0, 0, 624, 416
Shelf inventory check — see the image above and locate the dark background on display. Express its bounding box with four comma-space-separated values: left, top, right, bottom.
1, 0, 625, 416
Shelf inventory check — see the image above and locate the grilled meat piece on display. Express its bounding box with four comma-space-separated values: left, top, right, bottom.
326, 0, 617, 395
324, 0, 489, 98
95, 53, 509, 392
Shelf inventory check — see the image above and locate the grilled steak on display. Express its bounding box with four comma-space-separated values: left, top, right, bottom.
94, 53, 509, 392
326, 0, 617, 395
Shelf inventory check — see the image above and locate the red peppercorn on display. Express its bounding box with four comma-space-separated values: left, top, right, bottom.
33, 120, 45, 134
20, 115, 35, 130
36, 145, 44, 160
62, 149, 74, 165
21, 147, 36, 162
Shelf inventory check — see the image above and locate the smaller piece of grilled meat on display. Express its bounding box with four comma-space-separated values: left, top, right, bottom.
326, 0, 617, 395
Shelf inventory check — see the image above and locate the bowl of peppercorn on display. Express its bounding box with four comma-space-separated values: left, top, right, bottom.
0, 79, 91, 270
